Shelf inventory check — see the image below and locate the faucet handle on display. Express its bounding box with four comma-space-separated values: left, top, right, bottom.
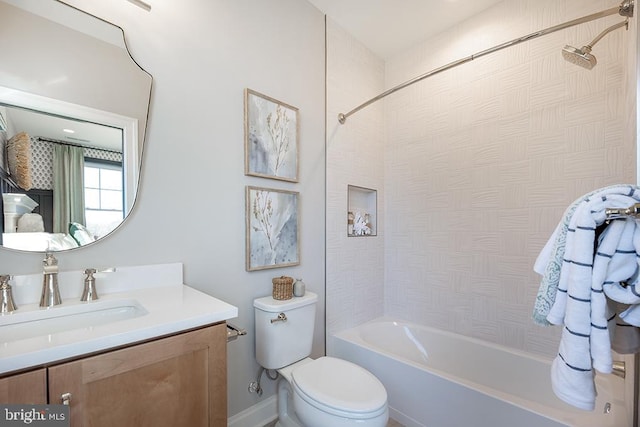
81, 269, 98, 302
81, 268, 115, 302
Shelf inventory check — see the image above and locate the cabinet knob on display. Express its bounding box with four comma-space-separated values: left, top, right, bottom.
61, 392, 72, 405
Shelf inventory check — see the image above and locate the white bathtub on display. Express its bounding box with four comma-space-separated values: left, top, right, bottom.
332, 318, 633, 427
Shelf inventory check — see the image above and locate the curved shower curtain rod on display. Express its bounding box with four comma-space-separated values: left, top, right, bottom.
337, 0, 635, 124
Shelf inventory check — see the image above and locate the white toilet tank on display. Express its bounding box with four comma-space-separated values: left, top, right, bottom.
254, 291, 318, 369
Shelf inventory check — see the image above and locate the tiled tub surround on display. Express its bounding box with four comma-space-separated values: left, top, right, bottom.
0, 262, 238, 374
333, 318, 634, 427
326, 0, 637, 359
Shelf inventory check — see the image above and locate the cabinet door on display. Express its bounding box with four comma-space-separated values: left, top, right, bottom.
48, 323, 227, 427
0, 369, 47, 404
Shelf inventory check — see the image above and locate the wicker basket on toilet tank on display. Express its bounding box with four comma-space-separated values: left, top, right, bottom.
272, 276, 294, 300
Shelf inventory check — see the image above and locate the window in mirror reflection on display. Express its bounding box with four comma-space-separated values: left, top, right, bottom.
84, 160, 124, 239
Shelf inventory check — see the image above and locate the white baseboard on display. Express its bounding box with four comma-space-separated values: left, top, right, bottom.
227, 395, 278, 427
389, 406, 423, 427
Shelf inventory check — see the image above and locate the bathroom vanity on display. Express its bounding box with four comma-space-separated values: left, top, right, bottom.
1, 324, 227, 426
0, 263, 238, 427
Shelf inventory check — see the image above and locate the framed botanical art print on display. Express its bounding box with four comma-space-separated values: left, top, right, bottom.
246, 186, 299, 271
244, 88, 299, 182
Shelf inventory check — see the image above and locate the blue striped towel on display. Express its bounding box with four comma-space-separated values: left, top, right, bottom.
545, 187, 640, 410
533, 185, 625, 326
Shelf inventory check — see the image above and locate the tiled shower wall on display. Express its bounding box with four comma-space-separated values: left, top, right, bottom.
327, 0, 637, 359
326, 18, 386, 349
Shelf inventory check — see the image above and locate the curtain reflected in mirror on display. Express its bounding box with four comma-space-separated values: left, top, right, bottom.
0, 0, 152, 252
53, 144, 85, 234
1, 115, 126, 251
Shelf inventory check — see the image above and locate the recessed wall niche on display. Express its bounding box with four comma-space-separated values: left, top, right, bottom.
347, 185, 376, 237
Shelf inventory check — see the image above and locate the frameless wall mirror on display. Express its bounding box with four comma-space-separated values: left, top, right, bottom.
0, 0, 152, 252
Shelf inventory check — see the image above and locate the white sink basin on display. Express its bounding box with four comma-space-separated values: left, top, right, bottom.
0, 299, 148, 343
0, 264, 238, 376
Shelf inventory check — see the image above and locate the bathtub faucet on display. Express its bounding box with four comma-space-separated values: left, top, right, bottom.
612, 360, 625, 379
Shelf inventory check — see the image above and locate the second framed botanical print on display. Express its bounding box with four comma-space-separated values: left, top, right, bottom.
244, 88, 299, 182
246, 186, 299, 271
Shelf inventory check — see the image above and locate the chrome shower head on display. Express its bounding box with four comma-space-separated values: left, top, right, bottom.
562, 18, 629, 70
562, 45, 597, 69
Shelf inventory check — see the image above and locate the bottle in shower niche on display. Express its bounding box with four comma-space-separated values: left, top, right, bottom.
347, 211, 354, 235
293, 279, 306, 297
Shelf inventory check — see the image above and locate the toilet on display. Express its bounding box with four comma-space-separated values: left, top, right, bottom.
254, 292, 388, 427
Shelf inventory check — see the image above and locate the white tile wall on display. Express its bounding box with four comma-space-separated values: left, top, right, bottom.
327, 0, 637, 359
326, 19, 386, 349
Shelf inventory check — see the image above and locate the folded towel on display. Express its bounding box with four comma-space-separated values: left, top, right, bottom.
543, 186, 640, 410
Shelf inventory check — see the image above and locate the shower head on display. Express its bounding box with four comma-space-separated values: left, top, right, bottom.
562, 45, 596, 69
562, 18, 629, 70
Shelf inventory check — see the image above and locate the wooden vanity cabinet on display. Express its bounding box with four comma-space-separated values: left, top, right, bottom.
0, 368, 47, 404
2, 323, 227, 427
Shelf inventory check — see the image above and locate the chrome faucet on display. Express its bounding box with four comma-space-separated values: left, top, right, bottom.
81, 269, 98, 301
0, 275, 17, 313
80, 267, 115, 302
40, 252, 62, 307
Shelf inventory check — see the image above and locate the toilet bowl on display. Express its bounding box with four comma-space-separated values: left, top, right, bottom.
254, 292, 389, 427
289, 357, 388, 427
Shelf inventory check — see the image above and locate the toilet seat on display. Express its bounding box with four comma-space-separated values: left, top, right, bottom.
291, 356, 387, 419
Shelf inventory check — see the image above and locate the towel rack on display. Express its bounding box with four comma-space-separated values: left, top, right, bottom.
605, 203, 640, 221
227, 323, 247, 342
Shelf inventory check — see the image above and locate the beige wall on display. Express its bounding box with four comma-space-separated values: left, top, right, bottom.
327, 0, 637, 359
0, 0, 326, 418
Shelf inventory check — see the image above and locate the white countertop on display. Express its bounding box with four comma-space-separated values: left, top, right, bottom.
0, 263, 238, 375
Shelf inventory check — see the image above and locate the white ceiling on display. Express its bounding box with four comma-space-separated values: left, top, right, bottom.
307, 0, 504, 59
2, 106, 123, 152
4, 1, 504, 147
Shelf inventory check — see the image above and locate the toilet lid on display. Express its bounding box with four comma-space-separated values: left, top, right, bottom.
291, 357, 387, 415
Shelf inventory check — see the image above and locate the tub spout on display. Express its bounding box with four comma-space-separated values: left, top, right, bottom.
612, 360, 625, 379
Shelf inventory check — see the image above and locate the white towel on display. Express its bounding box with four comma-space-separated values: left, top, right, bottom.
534, 185, 633, 325
545, 188, 640, 410
603, 222, 640, 332
591, 219, 635, 372
620, 305, 640, 326
606, 230, 640, 353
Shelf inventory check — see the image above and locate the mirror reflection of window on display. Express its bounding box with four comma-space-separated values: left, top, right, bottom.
0, 0, 152, 252
84, 159, 124, 239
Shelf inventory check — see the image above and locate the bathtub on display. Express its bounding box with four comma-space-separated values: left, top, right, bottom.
332, 318, 634, 427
